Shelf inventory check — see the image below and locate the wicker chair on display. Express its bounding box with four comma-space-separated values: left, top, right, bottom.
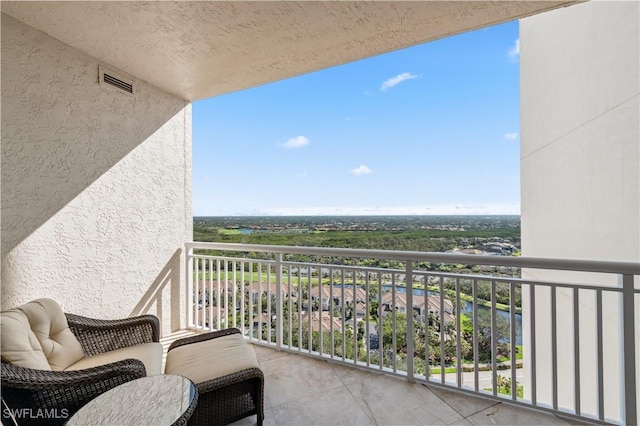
1, 299, 162, 426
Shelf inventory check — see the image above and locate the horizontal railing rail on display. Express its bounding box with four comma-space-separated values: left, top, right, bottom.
185, 242, 640, 275
185, 241, 639, 425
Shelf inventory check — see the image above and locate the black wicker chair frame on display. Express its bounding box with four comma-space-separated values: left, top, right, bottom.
1, 313, 159, 426
167, 328, 265, 426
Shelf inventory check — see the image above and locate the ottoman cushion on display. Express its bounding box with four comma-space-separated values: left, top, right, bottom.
165, 333, 259, 383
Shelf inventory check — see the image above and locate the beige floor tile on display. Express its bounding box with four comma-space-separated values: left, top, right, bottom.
262, 392, 273, 410
447, 419, 473, 425
345, 373, 463, 425
228, 414, 258, 426
251, 343, 290, 363
427, 385, 499, 418
465, 403, 572, 425
228, 407, 276, 426
272, 386, 373, 425
219, 344, 597, 426
553, 415, 595, 426
412, 385, 472, 425
327, 361, 386, 386
261, 352, 343, 407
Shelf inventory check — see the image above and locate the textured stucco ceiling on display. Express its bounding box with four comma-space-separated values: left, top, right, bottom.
1, 1, 581, 101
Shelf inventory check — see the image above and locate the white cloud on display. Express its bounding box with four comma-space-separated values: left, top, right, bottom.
380, 72, 418, 92
350, 165, 373, 176
504, 132, 519, 140
508, 39, 520, 59
281, 136, 310, 149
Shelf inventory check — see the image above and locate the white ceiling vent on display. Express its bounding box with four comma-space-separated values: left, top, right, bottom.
99, 66, 133, 94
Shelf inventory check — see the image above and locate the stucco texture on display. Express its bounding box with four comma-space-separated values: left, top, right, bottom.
1, 14, 192, 334
2, 1, 581, 101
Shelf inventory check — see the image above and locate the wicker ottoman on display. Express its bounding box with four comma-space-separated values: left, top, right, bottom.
165, 329, 264, 426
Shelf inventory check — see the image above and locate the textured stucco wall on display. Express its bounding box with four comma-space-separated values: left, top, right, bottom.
1, 14, 192, 334
1, 1, 581, 101
520, 1, 639, 422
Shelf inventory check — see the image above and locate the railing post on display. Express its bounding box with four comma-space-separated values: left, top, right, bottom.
622, 273, 637, 426
276, 252, 284, 349
185, 244, 194, 329
406, 261, 414, 383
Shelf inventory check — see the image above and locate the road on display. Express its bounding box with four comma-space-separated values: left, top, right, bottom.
440, 368, 525, 390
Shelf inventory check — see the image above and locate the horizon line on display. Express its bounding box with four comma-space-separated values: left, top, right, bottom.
194, 213, 521, 217
193, 203, 521, 217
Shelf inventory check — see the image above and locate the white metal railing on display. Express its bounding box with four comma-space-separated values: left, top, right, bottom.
185, 242, 640, 425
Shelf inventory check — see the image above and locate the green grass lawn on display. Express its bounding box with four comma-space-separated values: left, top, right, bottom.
484, 386, 524, 398
515, 344, 523, 360
429, 347, 523, 375
195, 271, 324, 287
428, 366, 458, 374
497, 344, 523, 362
216, 229, 244, 235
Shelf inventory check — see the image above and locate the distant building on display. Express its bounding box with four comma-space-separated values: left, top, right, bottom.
307, 285, 367, 311
299, 311, 343, 333
380, 292, 455, 323
482, 242, 516, 255
245, 281, 297, 303
196, 306, 227, 328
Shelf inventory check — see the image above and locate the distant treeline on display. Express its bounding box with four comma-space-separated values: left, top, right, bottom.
194, 227, 520, 252
194, 215, 520, 252
195, 215, 520, 232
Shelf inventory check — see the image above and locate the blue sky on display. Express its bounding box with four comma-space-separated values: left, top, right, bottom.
193, 21, 520, 216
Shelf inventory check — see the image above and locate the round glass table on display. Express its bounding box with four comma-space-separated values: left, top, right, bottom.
67, 374, 198, 426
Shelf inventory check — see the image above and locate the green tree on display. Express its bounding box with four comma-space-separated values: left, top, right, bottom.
460, 310, 511, 362
425, 316, 471, 364
380, 312, 431, 357
382, 312, 408, 350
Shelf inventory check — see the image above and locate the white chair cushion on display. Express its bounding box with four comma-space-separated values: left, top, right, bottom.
65, 342, 163, 375
165, 334, 259, 384
0, 309, 51, 370
16, 298, 85, 370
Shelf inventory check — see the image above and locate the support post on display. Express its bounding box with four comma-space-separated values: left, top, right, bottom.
276, 252, 284, 349
406, 261, 414, 383
622, 274, 637, 426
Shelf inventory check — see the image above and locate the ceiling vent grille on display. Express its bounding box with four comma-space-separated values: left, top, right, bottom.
99, 66, 133, 94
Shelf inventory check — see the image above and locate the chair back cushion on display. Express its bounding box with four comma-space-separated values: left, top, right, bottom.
0, 309, 50, 370
0, 299, 85, 370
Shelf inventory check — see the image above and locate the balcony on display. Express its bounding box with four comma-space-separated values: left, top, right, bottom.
2, 1, 638, 425
185, 242, 640, 425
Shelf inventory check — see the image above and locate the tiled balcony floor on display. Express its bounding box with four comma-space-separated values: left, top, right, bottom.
161, 333, 581, 426
241, 344, 581, 426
